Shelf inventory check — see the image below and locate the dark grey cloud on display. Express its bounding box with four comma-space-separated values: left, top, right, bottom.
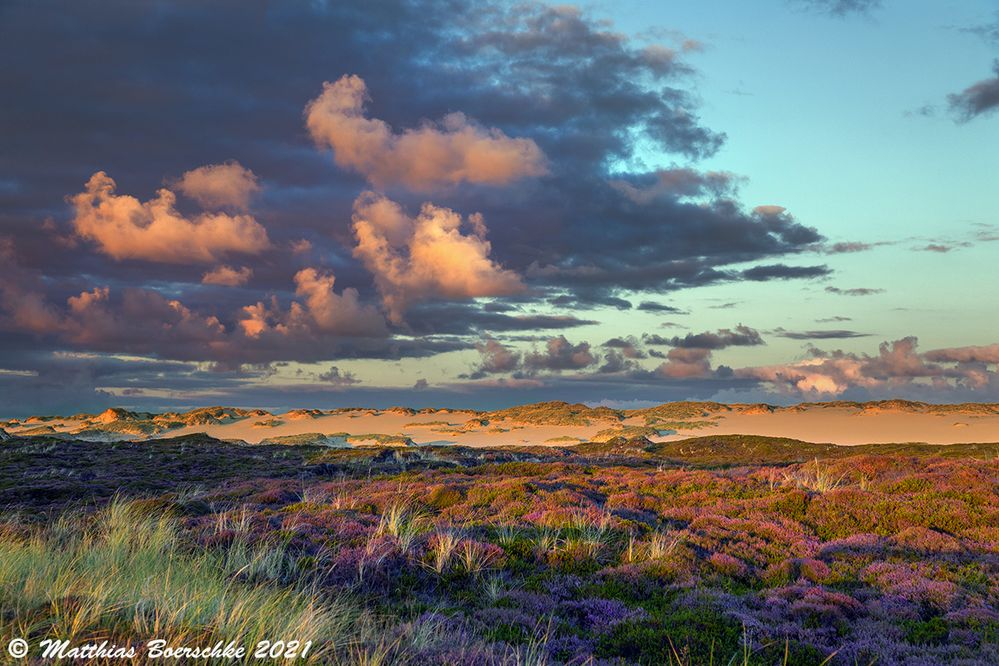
825, 241, 891, 254
602, 337, 647, 359
465, 337, 522, 379
0, 0, 828, 305
962, 16, 999, 44
402, 303, 598, 336
774, 328, 872, 340
524, 336, 597, 372
741, 264, 831, 281
636, 301, 686, 313
0, 0, 839, 406
828, 242, 872, 254
948, 61, 999, 121
825, 286, 884, 296
790, 0, 882, 17
316, 366, 359, 386
548, 293, 632, 310
653, 325, 764, 350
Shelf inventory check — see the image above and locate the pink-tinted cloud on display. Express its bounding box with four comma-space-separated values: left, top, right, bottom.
305, 75, 548, 191
925, 344, 999, 364
655, 347, 713, 378
0, 232, 394, 364
239, 267, 387, 340
524, 335, 596, 372
473, 337, 522, 375
70, 171, 271, 263
202, 265, 253, 286
351, 192, 524, 323
64, 286, 226, 351
734, 337, 990, 395
174, 161, 260, 210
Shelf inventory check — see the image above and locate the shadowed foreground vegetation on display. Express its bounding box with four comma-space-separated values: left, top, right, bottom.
0, 433, 996, 664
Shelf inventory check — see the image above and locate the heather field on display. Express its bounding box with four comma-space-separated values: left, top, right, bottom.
1, 433, 997, 665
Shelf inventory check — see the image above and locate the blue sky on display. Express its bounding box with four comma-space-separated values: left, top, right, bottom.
611, 0, 999, 353
0, 0, 998, 415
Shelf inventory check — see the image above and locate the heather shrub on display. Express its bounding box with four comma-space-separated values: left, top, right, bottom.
595, 604, 743, 664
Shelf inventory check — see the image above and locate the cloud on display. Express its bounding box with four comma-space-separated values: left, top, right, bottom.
655, 347, 713, 378
174, 161, 260, 210
316, 365, 359, 386
524, 336, 596, 372
599, 337, 646, 373
202, 265, 252, 286
0, 0, 894, 406
919, 244, 954, 253
0, 238, 62, 334
660, 325, 764, 350
402, 302, 598, 336
70, 171, 271, 264
734, 337, 999, 396
742, 264, 830, 281
602, 337, 646, 359
548, 293, 632, 310
609, 167, 737, 204
468, 337, 522, 378
2, 0, 827, 350
306, 74, 548, 191
825, 286, 884, 296
962, 16, 999, 44
790, 0, 881, 17
240, 267, 388, 339
827, 241, 879, 254
948, 61, 999, 121
774, 328, 871, 340
636, 301, 686, 313
924, 344, 999, 364
351, 192, 524, 323
62, 286, 227, 355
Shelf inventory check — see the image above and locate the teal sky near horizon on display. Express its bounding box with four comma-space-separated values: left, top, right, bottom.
1, 0, 997, 415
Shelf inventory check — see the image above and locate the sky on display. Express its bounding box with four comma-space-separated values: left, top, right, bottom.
1, 0, 998, 416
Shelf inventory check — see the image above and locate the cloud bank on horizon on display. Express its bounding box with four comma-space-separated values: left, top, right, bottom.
0, 0, 997, 416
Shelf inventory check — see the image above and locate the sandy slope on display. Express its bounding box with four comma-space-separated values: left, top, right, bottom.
4, 402, 999, 446
686, 407, 999, 445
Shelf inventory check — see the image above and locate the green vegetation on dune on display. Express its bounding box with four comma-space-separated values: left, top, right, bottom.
259, 432, 351, 447
578, 433, 999, 466
484, 400, 622, 426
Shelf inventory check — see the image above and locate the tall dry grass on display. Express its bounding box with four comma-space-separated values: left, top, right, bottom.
0, 499, 356, 662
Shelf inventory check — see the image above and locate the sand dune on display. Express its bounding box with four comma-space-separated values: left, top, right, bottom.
4, 400, 999, 446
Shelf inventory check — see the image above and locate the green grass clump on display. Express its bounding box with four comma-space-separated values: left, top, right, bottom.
0, 499, 355, 661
